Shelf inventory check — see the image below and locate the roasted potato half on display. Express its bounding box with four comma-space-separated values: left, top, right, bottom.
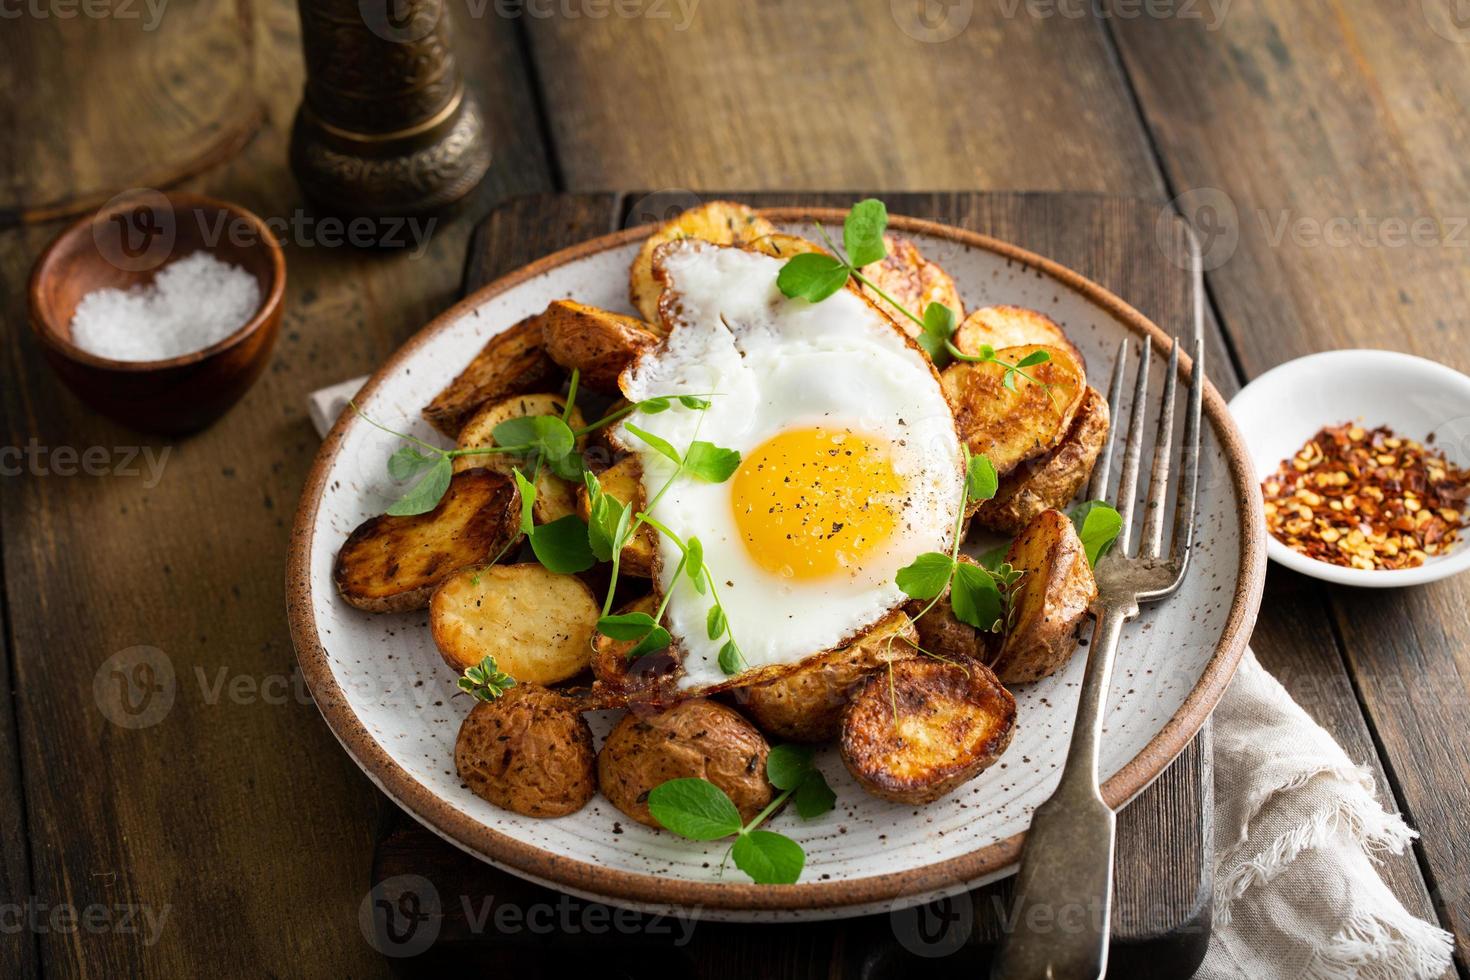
576, 456, 657, 577
534, 300, 660, 394
334, 468, 519, 613
590, 595, 681, 700
976, 386, 1110, 534
954, 305, 1084, 372
993, 509, 1098, 684
859, 234, 965, 335
455, 685, 596, 817
905, 555, 994, 665
597, 699, 773, 829
629, 201, 778, 323
422, 317, 561, 438
748, 233, 825, 259
942, 344, 1086, 477
736, 610, 918, 742
454, 393, 586, 524
430, 563, 600, 684
840, 658, 1016, 805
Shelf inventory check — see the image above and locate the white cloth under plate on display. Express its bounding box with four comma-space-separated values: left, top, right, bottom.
305, 385, 1455, 978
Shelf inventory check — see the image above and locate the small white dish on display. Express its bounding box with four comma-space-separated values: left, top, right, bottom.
1229, 349, 1470, 588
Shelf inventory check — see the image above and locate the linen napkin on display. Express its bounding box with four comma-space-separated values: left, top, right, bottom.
1199, 649, 1453, 979
307, 382, 1455, 978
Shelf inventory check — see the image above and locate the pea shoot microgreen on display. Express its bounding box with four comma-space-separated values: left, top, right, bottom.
456, 655, 516, 702
774, 199, 1054, 389
1069, 500, 1124, 567
646, 744, 835, 884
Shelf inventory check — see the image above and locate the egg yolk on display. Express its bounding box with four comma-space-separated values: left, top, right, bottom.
730, 427, 903, 579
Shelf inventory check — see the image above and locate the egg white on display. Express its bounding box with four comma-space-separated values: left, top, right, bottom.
617, 241, 965, 691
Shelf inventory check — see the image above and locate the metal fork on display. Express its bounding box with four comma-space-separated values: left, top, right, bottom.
991, 293, 1206, 979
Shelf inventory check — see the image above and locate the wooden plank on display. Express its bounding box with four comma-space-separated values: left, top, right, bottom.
0, 0, 551, 975
1109, 0, 1470, 961
521, 1, 1165, 195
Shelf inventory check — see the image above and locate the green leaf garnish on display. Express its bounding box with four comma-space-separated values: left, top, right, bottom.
682, 441, 742, 483
776, 252, 851, 302
1070, 500, 1124, 567
794, 773, 837, 819
895, 552, 957, 601
512, 468, 536, 534
492, 414, 576, 461
951, 561, 1004, 631
678, 395, 712, 410
387, 446, 438, 481
717, 640, 743, 675
966, 453, 998, 503
766, 744, 814, 792
685, 536, 706, 593
624, 423, 683, 467
918, 302, 958, 365
843, 198, 889, 269
706, 604, 727, 641
597, 611, 658, 641
647, 778, 744, 840
732, 831, 805, 885
627, 626, 672, 659
456, 654, 516, 702
527, 514, 596, 574
386, 456, 452, 517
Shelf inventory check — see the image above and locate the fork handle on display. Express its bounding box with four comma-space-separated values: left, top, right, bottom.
990, 602, 1134, 980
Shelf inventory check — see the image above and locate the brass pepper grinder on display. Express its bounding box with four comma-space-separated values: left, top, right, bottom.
289, 0, 491, 218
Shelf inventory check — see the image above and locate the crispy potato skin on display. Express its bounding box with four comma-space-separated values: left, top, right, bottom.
976, 387, 1110, 534
841, 658, 1016, 805
747, 233, 824, 259
453, 392, 586, 524
904, 556, 994, 664
941, 344, 1086, 477
422, 317, 561, 438
597, 699, 773, 829
993, 509, 1098, 684
590, 595, 681, 701
858, 234, 964, 336
576, 456, 657, 577
629, 201, 778, 322
534, 300, 660, 394
954, 305, 1085, 374
735, 610, 918, 742
455, 686, 596, 817
333, 468, 519, 613
431, 563, 599, 684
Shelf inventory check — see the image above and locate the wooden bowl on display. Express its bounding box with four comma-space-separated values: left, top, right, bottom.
27, 191, 285, 434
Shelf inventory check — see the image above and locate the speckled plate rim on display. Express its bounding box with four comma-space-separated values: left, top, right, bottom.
287, 208, 1267, 915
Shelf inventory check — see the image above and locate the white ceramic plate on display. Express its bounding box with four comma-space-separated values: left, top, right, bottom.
288, 211, 1265, 921
1229, 349, 1470, 588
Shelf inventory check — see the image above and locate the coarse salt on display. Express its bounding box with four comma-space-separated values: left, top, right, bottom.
70, 251, 262, 361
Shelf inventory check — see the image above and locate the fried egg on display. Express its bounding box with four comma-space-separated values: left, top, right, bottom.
617, 240, 965, 691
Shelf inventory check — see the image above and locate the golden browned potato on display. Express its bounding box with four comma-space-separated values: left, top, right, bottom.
954, 305, 1084, 372
455, 685, 596, 817
941, 344, 1086, 477
422, 317, 561, 438
858, 234, 965, 335
992, 509, 1098, 684
597, 699, 773, 829
590, 595, 681, 701
748, 233, 825, 259
904, 555, 994, 664
840, 657, 1016, 805
533, 300, 660, 394
454, 393, 586, 524
334, 468, 519, 613
629, 201, 778, 322
430, 563, 599, 684
576, 456, 657, 577
736, 610, 917, 742
976, 386, 1110, 534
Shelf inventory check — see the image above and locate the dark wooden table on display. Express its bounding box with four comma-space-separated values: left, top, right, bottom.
2, 2, 1467, 976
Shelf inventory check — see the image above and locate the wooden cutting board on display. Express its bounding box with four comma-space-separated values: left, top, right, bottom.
366, 192, 1214, 978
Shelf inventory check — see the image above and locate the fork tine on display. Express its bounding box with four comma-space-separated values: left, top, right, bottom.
1141, 340, 1180, 558
1086, 338, 1129, 501
1170, 334, 1206, 572
1114, 341, 1151, 553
